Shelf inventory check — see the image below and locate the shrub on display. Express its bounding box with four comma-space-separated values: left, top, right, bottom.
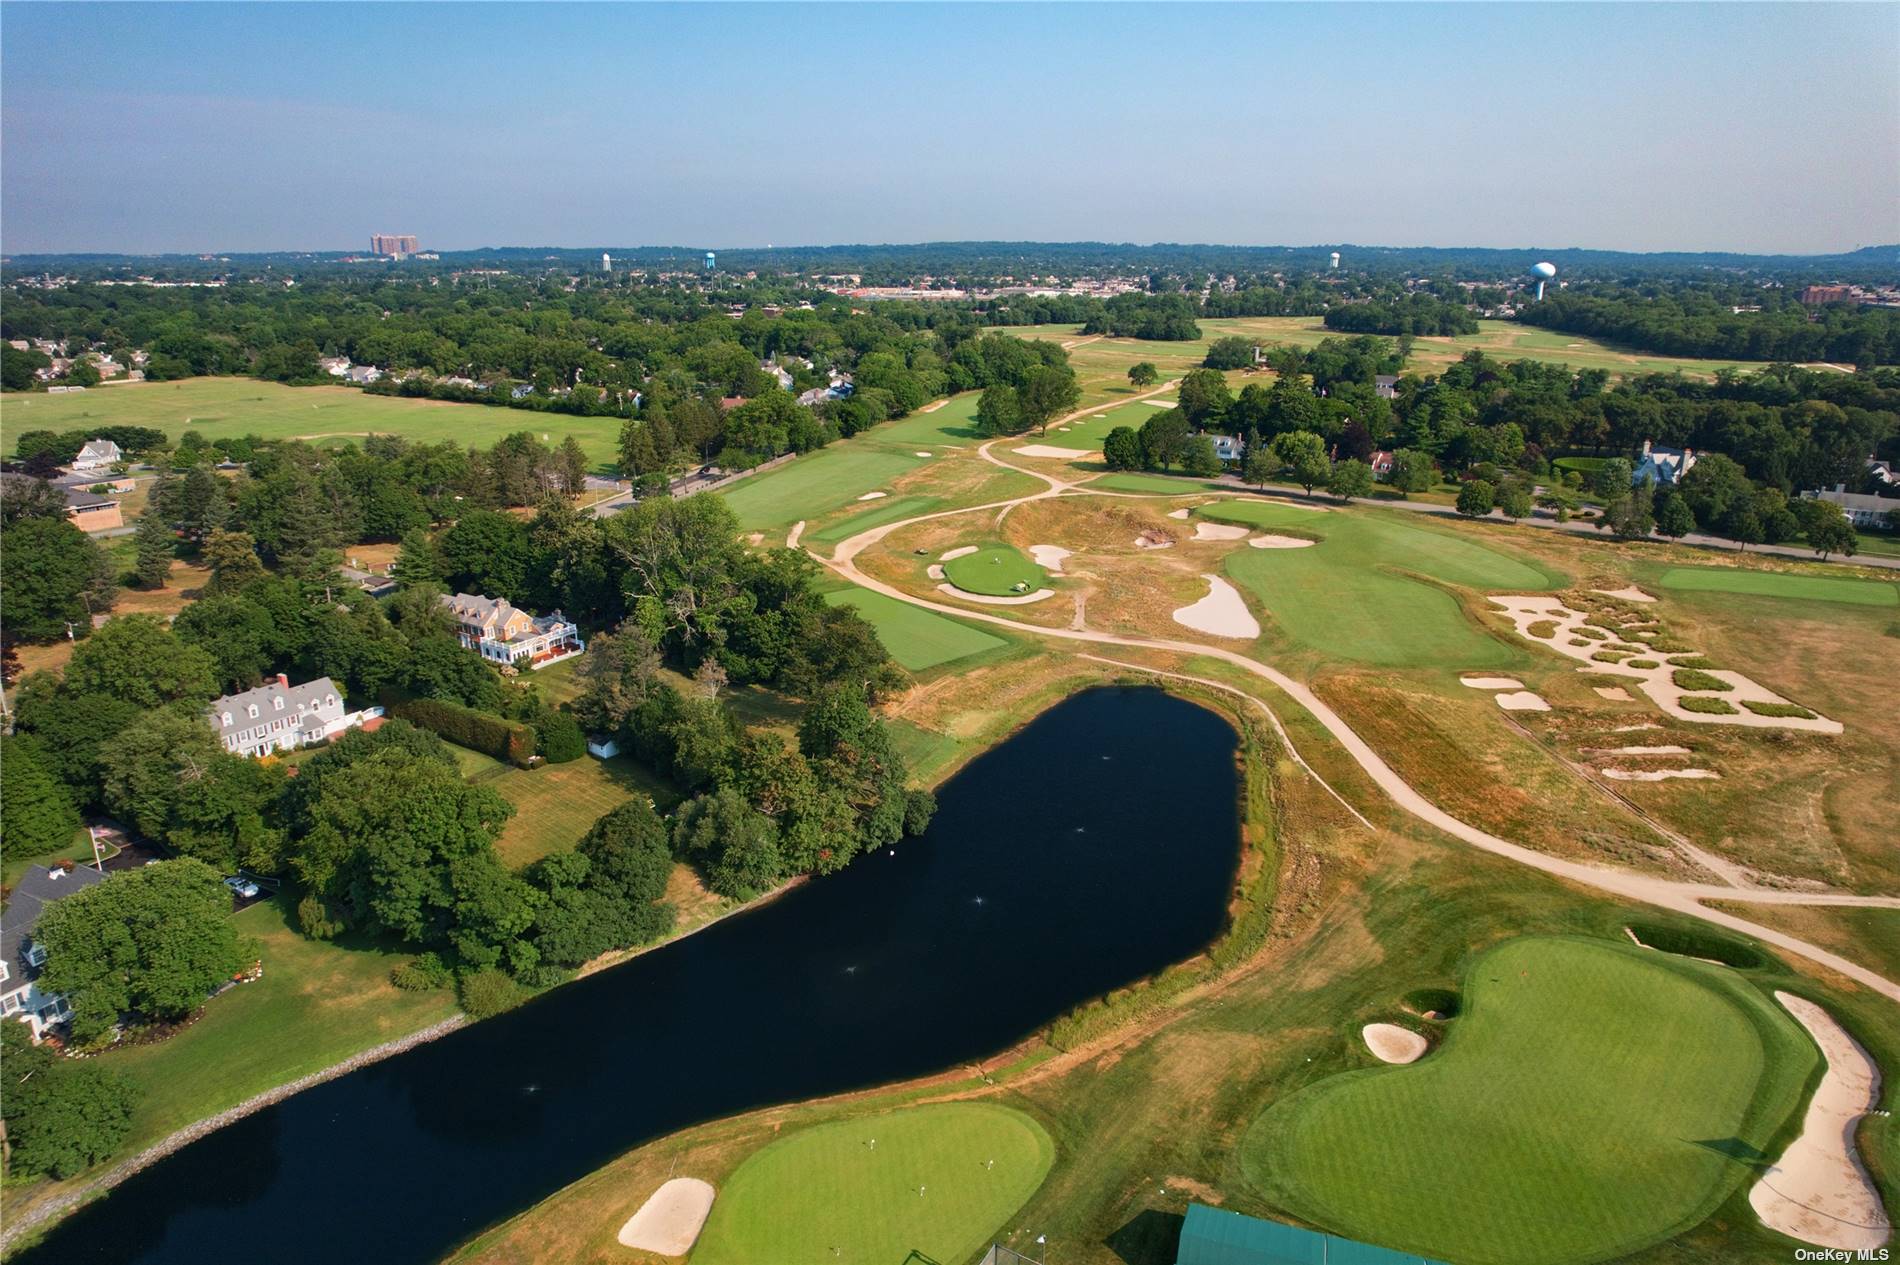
457, 967, 524, 1019
391, 697, 536, 766
1573, 626, 1607, 641
534, 711, 586, 763
1568, 637, 1592, 647
1649, 638, 1695, 654
1528, 620, 1558, 639
1672, 669, 1732, 693
1679, 696, 1737, 715
1670, 655, 1716, 669
1609, 643, 1648, 653
1624, 659, 1659, 669
391, 952, 453, 991
1591, 651, 1629, 663
1742, 700, 1817, 720
4, 1058, 139, 1179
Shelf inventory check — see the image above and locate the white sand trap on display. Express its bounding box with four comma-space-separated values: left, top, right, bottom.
1172, 575, 1261, 640
1028, 545, 1071, 573
1593, 586, 1656, 603
786, 521, 805, 548
913, 451, 932, 457
1167, 508, 1192, 520
926, 564, 945, 579
1605, 745, 1691, 756
1750, 993, 1891, 1252
617, 1177, 717, 1254
1248, 534, 1314, 549
1143, 399, 1175, 407
1460, 676, 1524, 690
937, 583, 1054, 605
1363, 1023, 1429, 1064
1014, 444, 1097, 459
939, 546, 978, 561
1601, 767, 1720, 781
857, 490, 887, 501
1134, 533, 1174, 550
1594, 687, 1633, 701
1612, 723, 1660, 733
1192, 522, 1251, 541
1495, 691, 1550, 712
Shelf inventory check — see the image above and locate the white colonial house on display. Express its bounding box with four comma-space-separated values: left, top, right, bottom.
2, 863, 107, 1041
208, 674, 380, 758
70, 437, 123, 472
1633, 440, 1697, 488
441, 593, 585, 669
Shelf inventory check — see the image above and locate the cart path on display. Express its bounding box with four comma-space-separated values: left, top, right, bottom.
815, 437, 1900, 1004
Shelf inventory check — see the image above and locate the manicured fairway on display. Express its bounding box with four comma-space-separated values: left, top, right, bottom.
943, 543, 1047, 595
1, 377, 626, 469
806, 495, 941, 546
691, 1103, 1054, 1265
1202, 503, 1558, 666
1657, 566, 1899, 607
718, 447, 924, 533
1052, 395, 1178, 450
1089, 471, 1228, 495
1244, 936, 1814, 1265
824, 588, 1007, 670
876, 393, 985, 446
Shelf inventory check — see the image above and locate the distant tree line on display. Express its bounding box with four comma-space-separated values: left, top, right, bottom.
1519, 288, 1900, 367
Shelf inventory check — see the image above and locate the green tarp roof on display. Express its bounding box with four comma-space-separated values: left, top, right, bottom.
1175, 1204, 1448, 1265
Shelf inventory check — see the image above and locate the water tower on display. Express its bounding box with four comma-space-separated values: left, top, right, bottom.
1329, 251, 1340, 270
601, 252, 612, 274
704, 251, 716, 272
1530, 261, 1557, 301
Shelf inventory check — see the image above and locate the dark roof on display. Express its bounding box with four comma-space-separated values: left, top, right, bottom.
2, 863, 107, 992
63, 486, 118, 509
1175, 1205, 1447, 1265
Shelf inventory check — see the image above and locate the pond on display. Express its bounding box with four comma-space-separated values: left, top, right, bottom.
32, 686, 1243, 1264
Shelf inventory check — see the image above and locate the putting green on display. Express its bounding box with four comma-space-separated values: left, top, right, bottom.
1243, 936, 1815, 1265
719, 447, 924, 533
943, 543, 1047, 596
1657, 567, 1898, 607
1203, 503, 1559, 667
691, 1103, 1054, 1265
823, 589, 1007, 671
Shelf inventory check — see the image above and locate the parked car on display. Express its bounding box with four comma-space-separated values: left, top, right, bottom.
224, 876, 261, 899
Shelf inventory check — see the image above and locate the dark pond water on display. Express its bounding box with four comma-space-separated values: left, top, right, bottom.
30, 687, 1241, 1265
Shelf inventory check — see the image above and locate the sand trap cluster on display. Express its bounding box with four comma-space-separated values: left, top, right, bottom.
939, 546, 978, 561
1362, 1023, 1429, 1065
617, 1178, 717, 1254
937, 583, 1054, 605
1749, 993, 1891, 1253
1172, 575, 1261, 639
1014, 444, 1097, 460
1028, 544, 1071, 573
1191, 522, 1251, 542
1490, 595, 1842, 734
1247, 534, 1314, 549
1601, 767, 1720, 781
1460, 676, 1524, 690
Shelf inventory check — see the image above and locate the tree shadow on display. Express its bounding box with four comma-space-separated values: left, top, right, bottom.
1690, 1136, 1773, 1168
900, 1252, 944, 1265
1105, 1208, 1184, 1265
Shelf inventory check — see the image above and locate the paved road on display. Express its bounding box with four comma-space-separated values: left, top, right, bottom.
811, 432, 1900, 1002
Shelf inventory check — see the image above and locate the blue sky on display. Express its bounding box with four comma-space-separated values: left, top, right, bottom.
2, 2, 1893, 255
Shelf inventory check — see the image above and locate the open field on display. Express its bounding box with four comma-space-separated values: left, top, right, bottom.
1245, 936, 1815, 1265
692, 1103, 1054, 1265
1, 378, 627, 470
943, 542, 1047, 596
823, 588, 1008, 671
1656, 566, 1899, 607
720, 446, 925, 533
486, 754, 677, 869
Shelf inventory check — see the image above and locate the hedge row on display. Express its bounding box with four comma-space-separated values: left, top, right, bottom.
391, 697, 537, 766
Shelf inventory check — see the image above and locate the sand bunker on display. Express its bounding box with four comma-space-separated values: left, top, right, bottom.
857, 491, 887, 501
1362, 1023, 1429, 1065
1166, 508, 1192, 520
786, 521, 805, 548
1460, 677, 1524, 690
1028, 545, 1071, 572
1192, 522, 1251, 541
1172, 575, 1261, 639
1594, 687, 1633, 701
937, 583, 1054, 605
1014, 444, 1096, 459
1495, 691, 1551, 712
940, 546, 978, 561
1134, 531, 1174, 550
926, 564, 945, 579
1601, 768, 1720, 781
1490, 595, 1842, 734
914, 451, 932, 457
1749, 993, 1891, 1252
1593, 586, 1656, 603
1602, 745, 1691, 756
1144, 399, 1175, 407
617, 1178, 717, 1254
1248, 534, 1314, 549
1612, 723, 1660, 733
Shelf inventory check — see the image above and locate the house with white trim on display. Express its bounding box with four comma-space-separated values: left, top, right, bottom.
2, 863, 107, 1041
1633, 440, 1697, 487
441, 593, 584, 669
207, 674, 379, 758
70, 438, 122, 472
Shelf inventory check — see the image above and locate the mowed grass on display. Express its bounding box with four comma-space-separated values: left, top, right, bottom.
488, 754, 676, 868
823, 588, 1006, 670
1089, 471, 1229, 495
1657, 566, 1899, 607
719, 446, 924, 533
1046, 394, 1177, 451
805, 494, 941, 546
875, 393, 985, 446
691, 1103, 1054, 1265
943, 543, 1046, 596
1244, 936, 1815, 1265
1, 377, 626, 470
1203, 501, 1558, 667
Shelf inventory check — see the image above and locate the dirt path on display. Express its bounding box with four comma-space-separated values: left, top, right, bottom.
814, 442, 1900, 1002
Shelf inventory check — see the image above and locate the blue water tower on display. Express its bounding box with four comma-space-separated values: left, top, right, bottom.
704, 251, 716, 272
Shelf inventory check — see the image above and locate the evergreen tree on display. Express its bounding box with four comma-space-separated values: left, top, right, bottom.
391, 525, 442, 587
0, 733, 82, 859
132, 508, 175, 589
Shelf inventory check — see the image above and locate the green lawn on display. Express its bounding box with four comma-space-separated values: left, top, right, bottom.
488, 754, 677, 868
805, 494, 942, 546
719, 447, 925, 533
1657, 566, 1899, 607
1244, 936, 1814, 1265
691, 1103, 1054, 1265
942, 543, 1047, 596
875, 393, 986, 447
1047, 395, 1177, 450
823, 588, 1007, 670
1087, 471, 1229, 495
1, 377, 627, 471
1204, 502, 1559, 667
1, 827, 96, 891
